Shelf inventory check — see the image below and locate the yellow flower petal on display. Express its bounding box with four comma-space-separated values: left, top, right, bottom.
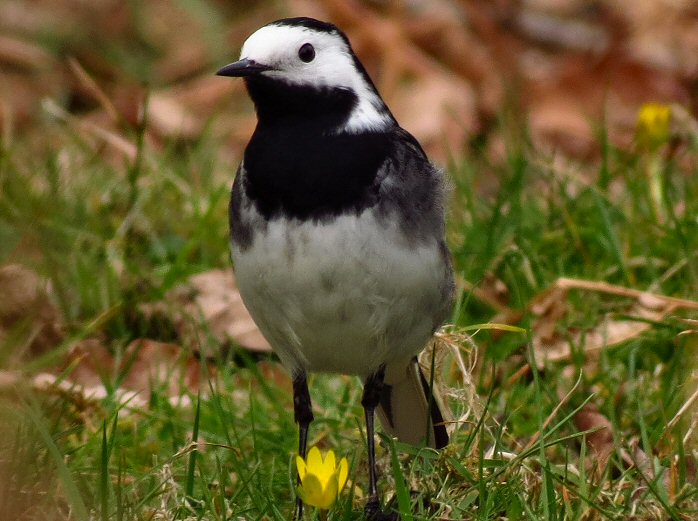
321, 450, 336, 485
296, 446, 349, 510
297, 472, 338, 510
297, 473, 325, 508
296, 455, 307, 481
636, 102, 672, 150
320, 470, 339, 510
307, 446, 322, 472
337, 458, 349, 491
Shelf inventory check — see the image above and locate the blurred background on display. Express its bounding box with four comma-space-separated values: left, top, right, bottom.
2, 0, 697, 167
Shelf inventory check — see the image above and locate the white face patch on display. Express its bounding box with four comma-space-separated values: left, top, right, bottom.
240, 23, 393, 133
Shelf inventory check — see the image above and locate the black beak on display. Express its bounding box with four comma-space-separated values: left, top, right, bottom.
216, 58, 273, 77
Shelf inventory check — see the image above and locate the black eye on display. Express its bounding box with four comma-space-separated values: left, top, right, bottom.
298, 43, 315, 63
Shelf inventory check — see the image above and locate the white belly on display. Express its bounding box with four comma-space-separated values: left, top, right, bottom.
231, 208, 446, 378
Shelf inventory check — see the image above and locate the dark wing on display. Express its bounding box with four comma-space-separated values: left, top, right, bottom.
376, 127, 455, 327
229, 163, 255, 252
376, 127, 448, 245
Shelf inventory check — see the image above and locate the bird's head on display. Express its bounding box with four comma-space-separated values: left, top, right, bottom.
217, 17, 394, 132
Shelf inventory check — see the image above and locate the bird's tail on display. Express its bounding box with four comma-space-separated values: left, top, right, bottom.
377, 358, 449, 449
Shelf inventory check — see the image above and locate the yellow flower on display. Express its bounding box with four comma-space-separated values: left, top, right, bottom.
636, 102, 672, 150
296, 446, 349, 510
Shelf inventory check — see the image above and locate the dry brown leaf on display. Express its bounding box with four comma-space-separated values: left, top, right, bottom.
608, 0, 698, 74
0, 264, 63, 360
556, 278, 698, 310
140, 269, 271, 355
392, 72, 476, 162
458, 274, 516, 319
619, 437, 675, 497
41, 99, 137, 160
60, 337, 213, 399
120, 339, 212, 396
0, 370, 22, 390
515, 8, 610, 53
574, 403, 615, 476
530, 285, 569, 345
4, 0, 698, 164
67, 57, 120, 123
0, 70, 59, 130
184, 269, 271, 352
147, 92, 202, 139
0, 34, 54, 71
481, 272, 511, 309
527, 92, 599, 157
534, 307, 662, 367
503, 277, 698, 385
624, 437, 656, 480
61, 337, 115, 389
154, 74, 245, 116
0, 338, 213, 406
528, 278, 698, 369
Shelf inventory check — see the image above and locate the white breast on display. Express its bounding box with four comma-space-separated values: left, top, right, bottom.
231, 208, 446, 378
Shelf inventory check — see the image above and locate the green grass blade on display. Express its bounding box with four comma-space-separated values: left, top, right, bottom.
184, 392, 202, 502
389, 437, 414, 521
100, 420, 109, 521
23, 398, 89, 521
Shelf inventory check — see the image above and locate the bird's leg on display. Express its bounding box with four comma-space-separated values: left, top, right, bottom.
362, 364, 387, 520
293, 373, 313, 463
293, 373, 314, 521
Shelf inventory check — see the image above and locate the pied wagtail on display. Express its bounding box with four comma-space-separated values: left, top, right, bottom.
217, 17, 455, 519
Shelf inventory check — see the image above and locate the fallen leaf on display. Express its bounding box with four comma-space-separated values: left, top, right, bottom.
530, 285, 568, 345
41, 99, 137, 161
0, 34, 55, 71
147, 92, 202, 140
0, 264, 63, 360
140, 269, 271, 355
119, 339, 213, 396
574, 403, 615, 476
59, 337, 213, 399
67, 57, 120, 123
529, 278, 698, 368
608, 0, 698, 75
515, 9, 610, 53
392, 72, 476, 163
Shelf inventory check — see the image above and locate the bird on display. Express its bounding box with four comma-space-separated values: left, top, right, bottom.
217, 17, 455, 520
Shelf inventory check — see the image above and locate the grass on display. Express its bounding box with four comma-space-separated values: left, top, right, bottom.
1, 91, 698, 519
